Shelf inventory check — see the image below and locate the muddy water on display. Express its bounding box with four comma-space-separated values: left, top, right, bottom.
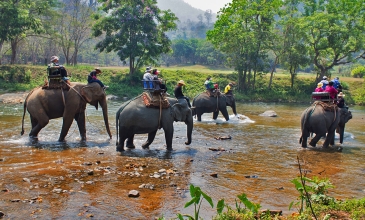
1, 100, 365, 219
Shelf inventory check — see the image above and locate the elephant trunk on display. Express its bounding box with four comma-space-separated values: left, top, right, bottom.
185, 113, 193, 145
100, 98, 112, 139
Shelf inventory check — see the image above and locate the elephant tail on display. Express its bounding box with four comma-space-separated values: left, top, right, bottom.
21, 89, 36, 135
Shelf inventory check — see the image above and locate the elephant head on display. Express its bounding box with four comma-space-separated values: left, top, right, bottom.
81, 83, 112, 139
337, 108, 352, 144
171, 98, 193, 145
225, 95, 237, 115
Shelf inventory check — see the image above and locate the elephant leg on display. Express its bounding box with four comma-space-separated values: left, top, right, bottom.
142, 130, 157, 149
74, 112, 86, 141
309, 133, 324, 147
324, 131, 335, 148
221, 108, 230, 121
338, 126, 345, 144
300, 131, 309, 148
213, 111, 219, 120
59, 113, 75, 141
29, 115, 49, 138
164, 127, 174, 150
116, 124, 128, 151
197, 113, 202, 121
30, 115, 37, 130
126, 135, 135, 149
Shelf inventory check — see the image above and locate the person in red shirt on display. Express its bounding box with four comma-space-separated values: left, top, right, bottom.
313, 82, 324, 100
324, 81, 338, 99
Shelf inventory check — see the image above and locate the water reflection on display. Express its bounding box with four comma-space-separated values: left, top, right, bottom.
0, 100, 365, 219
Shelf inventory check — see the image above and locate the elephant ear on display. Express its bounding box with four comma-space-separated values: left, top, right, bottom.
81, 85, 99, 109
81, 86, 93, 103
172, 103, 184, 121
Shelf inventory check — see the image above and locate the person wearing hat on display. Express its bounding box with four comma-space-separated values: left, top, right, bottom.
48, 56, 71, 85
320, 76, 329, 90
88, 67, 108, 89
143, 66, 154, 89
224, 82, 234, 95
313, 82, 324, 100
174, 80, 191, 107
336, 92, 346, 108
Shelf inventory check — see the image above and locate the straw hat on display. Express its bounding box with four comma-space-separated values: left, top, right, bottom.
178, 80, 185, 85
95, 67, 102, 73
338, 92, 345, 97
317, 82, 323, 88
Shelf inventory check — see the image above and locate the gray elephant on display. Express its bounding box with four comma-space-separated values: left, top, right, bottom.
116, 95, 193, 151
21, 83, 112, 141
299, 102, 352, 148
192, 92, 237, 121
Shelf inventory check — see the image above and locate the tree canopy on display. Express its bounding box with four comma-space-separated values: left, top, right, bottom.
92, 0, 178, 74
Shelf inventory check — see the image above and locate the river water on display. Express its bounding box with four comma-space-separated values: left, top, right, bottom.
1, 98, 365, 219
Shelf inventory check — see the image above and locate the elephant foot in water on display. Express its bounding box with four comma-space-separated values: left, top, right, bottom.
116, 145, 125, 152
126, 143, 135, 149
142, 142, 150, 149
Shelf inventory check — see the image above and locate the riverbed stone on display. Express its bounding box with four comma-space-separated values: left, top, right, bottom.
259, 110, 277, 117
128, 190, 140, 197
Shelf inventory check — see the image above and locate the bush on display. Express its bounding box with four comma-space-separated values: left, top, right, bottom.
351, 66, 365, 78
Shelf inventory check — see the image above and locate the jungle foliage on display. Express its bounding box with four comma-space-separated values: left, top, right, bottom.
1, 65, 364, 105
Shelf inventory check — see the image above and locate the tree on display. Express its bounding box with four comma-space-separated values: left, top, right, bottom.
0, 0, 55, 64
92, 0, 178, 74
56, 0, 95, 65
207, 0, 282, 91
298, 0, 365, 81
279, 0, 310, 88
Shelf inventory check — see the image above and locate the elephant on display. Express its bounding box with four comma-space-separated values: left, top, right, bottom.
299, 103, 352, 148
115, 95, 193, 151
21, 82, 112, 141
191, 92, 237, 121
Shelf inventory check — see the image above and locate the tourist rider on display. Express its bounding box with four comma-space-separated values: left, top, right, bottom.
204, 77, 214, 91
324, 81, 338, 100
174, 80, 191, 107
49, 56, 71, 85
320, 76, 329, 90
313, 82, 324, 100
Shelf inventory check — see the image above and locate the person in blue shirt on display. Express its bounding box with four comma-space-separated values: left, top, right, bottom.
320, 76, 329, 90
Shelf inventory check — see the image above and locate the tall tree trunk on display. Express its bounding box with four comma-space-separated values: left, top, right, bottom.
10, 38, 19, 65
268, 56, 278, 89
0, 40, 3, 65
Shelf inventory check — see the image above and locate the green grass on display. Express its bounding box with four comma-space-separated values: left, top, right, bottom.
0, 64, 364, 105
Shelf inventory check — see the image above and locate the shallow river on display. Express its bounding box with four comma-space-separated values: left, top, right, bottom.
1, 98, 365, 219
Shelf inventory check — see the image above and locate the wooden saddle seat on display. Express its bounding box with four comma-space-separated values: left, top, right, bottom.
141, 91, 170, 109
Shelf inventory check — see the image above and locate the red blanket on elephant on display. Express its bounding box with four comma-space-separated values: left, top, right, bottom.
313, 101, 338, 112
142, 92, 170, 109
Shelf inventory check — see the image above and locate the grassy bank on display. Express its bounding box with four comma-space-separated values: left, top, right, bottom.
1, 65, 364, 105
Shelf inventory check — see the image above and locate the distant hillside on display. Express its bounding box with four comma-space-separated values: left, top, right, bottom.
157, 0, 217, 23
